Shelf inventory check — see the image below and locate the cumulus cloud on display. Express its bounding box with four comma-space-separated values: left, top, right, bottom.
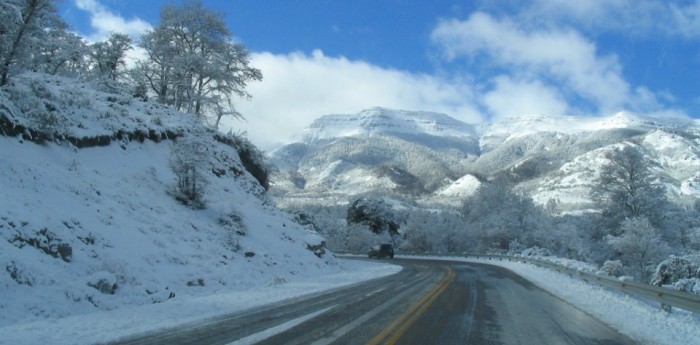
483, 76, 569, 118
222, 50, 483, 150
74, 0, 152, 41
430, 11, 676, 117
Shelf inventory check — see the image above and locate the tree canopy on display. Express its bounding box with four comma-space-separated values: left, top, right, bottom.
0, 0, 66, 85
137, 0, 262, 128
591, 144, 668, 234
347, 197, 400, 237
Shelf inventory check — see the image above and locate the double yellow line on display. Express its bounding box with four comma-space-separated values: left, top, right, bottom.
367, 267, 456, 345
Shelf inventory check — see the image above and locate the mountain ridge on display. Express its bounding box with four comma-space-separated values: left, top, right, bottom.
300, 107, 478, 143
270, 107, 700, 212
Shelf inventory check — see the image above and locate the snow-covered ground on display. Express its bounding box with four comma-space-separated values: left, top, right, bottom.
0, 135, 353, 325
0, 74, 402, 343
0, 260, 400, 345
423, 256, 700, 345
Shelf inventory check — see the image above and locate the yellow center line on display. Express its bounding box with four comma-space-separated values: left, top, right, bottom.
367, 267, 456, 345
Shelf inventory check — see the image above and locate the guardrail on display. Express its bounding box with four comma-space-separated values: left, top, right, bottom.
359, 252, 700, 314
478, 254, 700, 314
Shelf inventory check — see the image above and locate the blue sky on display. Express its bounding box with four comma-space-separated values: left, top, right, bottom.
59, 0, 700, 149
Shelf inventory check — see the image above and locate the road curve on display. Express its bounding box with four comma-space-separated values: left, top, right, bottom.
109, 258, 637, 345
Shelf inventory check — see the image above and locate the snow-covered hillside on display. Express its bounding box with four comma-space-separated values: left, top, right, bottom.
0, 74, 361, 327
478, 112, 697, 144
270, 107, 700, 212
435, 174, 481, 198
301, 107, 477, 143
270, 107, 480, 200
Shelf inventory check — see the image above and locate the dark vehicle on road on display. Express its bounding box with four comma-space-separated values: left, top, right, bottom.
368, 244, 394, 259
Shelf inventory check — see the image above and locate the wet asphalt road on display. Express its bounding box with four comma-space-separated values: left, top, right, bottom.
110, 258, 637, 345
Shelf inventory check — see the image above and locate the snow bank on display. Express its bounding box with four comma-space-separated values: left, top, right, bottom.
451, 257, 700, 345
0, 260, 401, 345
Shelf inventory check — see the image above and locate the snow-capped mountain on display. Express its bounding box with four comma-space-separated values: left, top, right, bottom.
270, 108, 480, 201
302, 107, 477, 143
270, 107, 700, 212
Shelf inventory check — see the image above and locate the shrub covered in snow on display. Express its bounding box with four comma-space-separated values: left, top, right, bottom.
599, 260, 624, 277
651, 255, 700, 295
169, 135, 211, 208
520, 246, 552, 257
87, 272, 118, 295
673, 278, 700, 295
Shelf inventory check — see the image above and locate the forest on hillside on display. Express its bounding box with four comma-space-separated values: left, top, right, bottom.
285, 143, 700, 293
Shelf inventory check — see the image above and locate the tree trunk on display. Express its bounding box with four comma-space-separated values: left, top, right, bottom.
1, 0, 42, 86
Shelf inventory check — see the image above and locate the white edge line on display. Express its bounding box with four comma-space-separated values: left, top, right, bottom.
227, 305, 337, 345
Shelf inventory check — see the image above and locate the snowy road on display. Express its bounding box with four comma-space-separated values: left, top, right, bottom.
393, 261, 636, 345
110, 258, 636, 345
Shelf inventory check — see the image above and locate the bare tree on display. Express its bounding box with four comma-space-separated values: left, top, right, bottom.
591, 144, 667, 235
462, 177, 545, 251
137, 0, 261, 127
88, 32, 133, 81
170, 136, 210, 208
32, 29, 87, 77
607, 217, 670, 282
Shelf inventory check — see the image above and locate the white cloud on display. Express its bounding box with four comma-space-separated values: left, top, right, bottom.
74, 0, 152, 42
668, 1, 700, 39
483, 76, 569, 119
222, 50, 484, 150
526, 0, 700, 39
431, 12, 649, 115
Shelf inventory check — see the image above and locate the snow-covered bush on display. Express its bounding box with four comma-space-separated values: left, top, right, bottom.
402, 226, 434, 253
214, 132, 273, 190
218, 212, 245, 252
339, 223, 387, 253
651, 255, 700, 294
607, 217, 671, 282
170, 136, 210, 208
600, 260, 624, 277
521, 246, 552, 257
3, 76, 71, 138
674, 278, 700, 295
86, 272, 118, 295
